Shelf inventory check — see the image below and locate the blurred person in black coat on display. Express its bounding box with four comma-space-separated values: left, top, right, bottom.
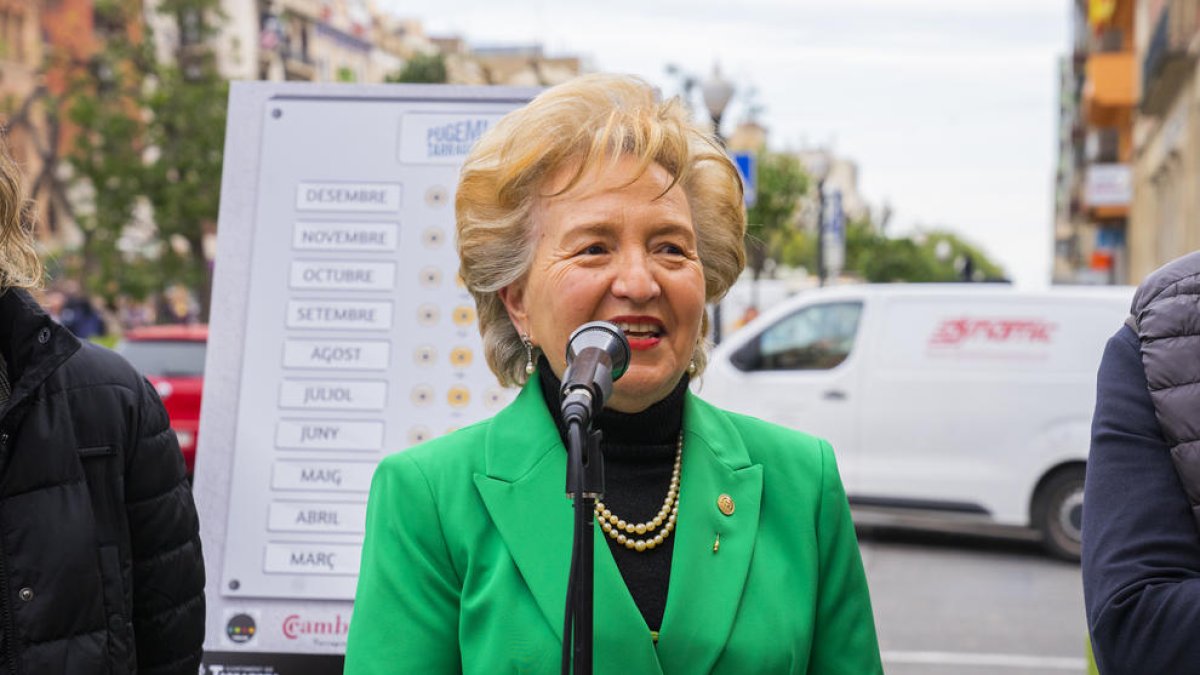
0, 143, 205, 673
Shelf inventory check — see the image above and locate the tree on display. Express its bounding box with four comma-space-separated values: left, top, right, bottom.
744, 151, 807, 304
142, 0, 228, 321
60, 0, 156, 303
386, 52, 448, 84
845, 219, 1007, 283
50, 0, 228, 319
775, 214, 1007, 283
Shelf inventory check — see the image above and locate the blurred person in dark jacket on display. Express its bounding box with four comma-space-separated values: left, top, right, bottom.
0, 145, 205, 673
1083, 251, 1200, 674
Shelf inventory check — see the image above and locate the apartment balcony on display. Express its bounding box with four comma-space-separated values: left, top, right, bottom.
283, 49, 316, 81
1142, 0, 1200, 115
280, 0, 323, 20
1084, 52, 1136, 126
1083, 163, 1131, 218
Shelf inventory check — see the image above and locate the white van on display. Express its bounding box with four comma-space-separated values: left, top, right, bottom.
697, 283, 1134, 560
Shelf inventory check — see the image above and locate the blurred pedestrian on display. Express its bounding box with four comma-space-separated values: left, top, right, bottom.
734, 304, 760, 330
60, 291, 107, 339
345, 74, 881, 674
41, 288, 65, 322
159, 284, 199, 325
117, 294, 156, 331
0, 143, 204, 671
1083, 251, 1200, 673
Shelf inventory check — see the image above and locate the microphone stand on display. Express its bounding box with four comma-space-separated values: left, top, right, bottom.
562, 417, 604, 675
558, 322, 628, 675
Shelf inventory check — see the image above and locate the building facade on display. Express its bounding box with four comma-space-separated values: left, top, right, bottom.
1130, 0, 1200, 281
6, 0, 581, 256
247, 1, 579, 86
1055, 0, 1137, 285
3, 0, 111, 245
0, 0, 45, 174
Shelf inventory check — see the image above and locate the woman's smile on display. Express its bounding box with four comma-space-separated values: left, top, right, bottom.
610, 315, 666, 350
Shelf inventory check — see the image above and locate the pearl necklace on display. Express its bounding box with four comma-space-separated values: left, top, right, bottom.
595, 432, 682, 553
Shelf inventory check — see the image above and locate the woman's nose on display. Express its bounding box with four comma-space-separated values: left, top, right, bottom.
611, 253, 660, 302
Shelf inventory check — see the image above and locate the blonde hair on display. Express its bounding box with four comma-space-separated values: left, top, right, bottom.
0, 142, 43, 290
456, 73, 746, 386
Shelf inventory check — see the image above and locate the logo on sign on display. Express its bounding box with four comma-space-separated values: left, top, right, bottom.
928, 318, 1057, 347
426, 119, 491, 158
225, 613, 257, 644
282, 613, 351, 646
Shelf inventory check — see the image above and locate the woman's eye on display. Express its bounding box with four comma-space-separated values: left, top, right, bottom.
581, 244, 607, 255
660, 243, 686, 256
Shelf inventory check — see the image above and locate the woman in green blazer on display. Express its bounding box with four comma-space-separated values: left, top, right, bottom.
345, 74, 882, 674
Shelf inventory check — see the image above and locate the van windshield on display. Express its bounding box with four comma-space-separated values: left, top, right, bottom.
733, 302, 863, 371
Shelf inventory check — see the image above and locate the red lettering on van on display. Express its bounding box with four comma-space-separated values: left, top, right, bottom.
929, 318, 1056, 346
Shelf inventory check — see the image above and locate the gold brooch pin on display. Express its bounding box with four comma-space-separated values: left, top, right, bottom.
717, 494, 735, 516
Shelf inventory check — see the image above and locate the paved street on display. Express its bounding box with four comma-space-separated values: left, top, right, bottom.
857, 524, 1087, 675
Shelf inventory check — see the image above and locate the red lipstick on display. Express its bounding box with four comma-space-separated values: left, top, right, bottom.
609, 315, 665, 351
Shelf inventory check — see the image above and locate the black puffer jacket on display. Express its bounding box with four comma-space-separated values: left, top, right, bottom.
0, 289, 204, 674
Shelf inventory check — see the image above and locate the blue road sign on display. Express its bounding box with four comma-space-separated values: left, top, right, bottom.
732, 151, 757, 208
827, 190, 845, 239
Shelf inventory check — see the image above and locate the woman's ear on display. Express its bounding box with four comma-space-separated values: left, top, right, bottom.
498, 282, 529, 336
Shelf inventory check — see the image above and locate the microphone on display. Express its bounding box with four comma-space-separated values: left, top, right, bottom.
560, 321, 631, 426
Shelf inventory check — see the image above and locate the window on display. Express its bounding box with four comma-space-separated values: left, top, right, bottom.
731, 302, 863, 372
117, 340, 207, 378
179, 8, 204, 47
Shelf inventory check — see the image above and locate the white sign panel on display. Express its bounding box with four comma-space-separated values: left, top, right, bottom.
278, 379, 388, 411
267, 501, 368, 534
274, 419, 385, 451
1085, 163, 1132, 208
286, 300, 393, 331
282, 339, 391, 370
263, 543, 363, 576
289, 260, 397, 291
293, 221, 399, 252
198, 82, 535, 665
271, 460, 376, 492
295, 182, 402, 212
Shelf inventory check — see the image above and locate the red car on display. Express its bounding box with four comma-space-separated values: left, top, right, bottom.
116, 324, 208, 474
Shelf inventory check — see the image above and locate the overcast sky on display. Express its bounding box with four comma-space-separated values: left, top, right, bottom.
380, 0, 1070, 287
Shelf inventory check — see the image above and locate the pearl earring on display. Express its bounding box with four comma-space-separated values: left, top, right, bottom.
523, 334, 535, 376
687, 359, 697, 376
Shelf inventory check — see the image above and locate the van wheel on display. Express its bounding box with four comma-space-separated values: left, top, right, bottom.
1033, 466, 1085, 562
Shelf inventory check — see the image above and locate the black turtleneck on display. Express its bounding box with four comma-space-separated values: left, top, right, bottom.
538, 358, 685, 632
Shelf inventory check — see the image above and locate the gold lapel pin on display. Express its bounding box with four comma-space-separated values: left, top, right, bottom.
717, 494, 735, 516
712, 533, 720, 553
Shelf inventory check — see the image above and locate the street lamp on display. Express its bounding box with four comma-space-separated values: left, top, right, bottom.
807, 151, 832, 286
701, 64, 735, 145
701, 64, 734, 344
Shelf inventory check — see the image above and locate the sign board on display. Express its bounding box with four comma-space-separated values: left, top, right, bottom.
732, 150, 757, 207
196, 81, 536, 674
1084, 163, 1131, 208
821, 189, 846, 275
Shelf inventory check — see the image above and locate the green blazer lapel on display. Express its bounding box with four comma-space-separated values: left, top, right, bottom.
657, 393, 764, 674
473, 379, 571, 639
473, 378, 660, 673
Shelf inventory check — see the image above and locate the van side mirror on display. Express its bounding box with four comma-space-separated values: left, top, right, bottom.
730, 338, 761, 372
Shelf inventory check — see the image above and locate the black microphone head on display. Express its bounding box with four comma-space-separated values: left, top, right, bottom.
565, 320, 630, 381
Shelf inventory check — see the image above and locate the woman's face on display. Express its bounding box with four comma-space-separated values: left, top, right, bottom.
500, 157, 707, 413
